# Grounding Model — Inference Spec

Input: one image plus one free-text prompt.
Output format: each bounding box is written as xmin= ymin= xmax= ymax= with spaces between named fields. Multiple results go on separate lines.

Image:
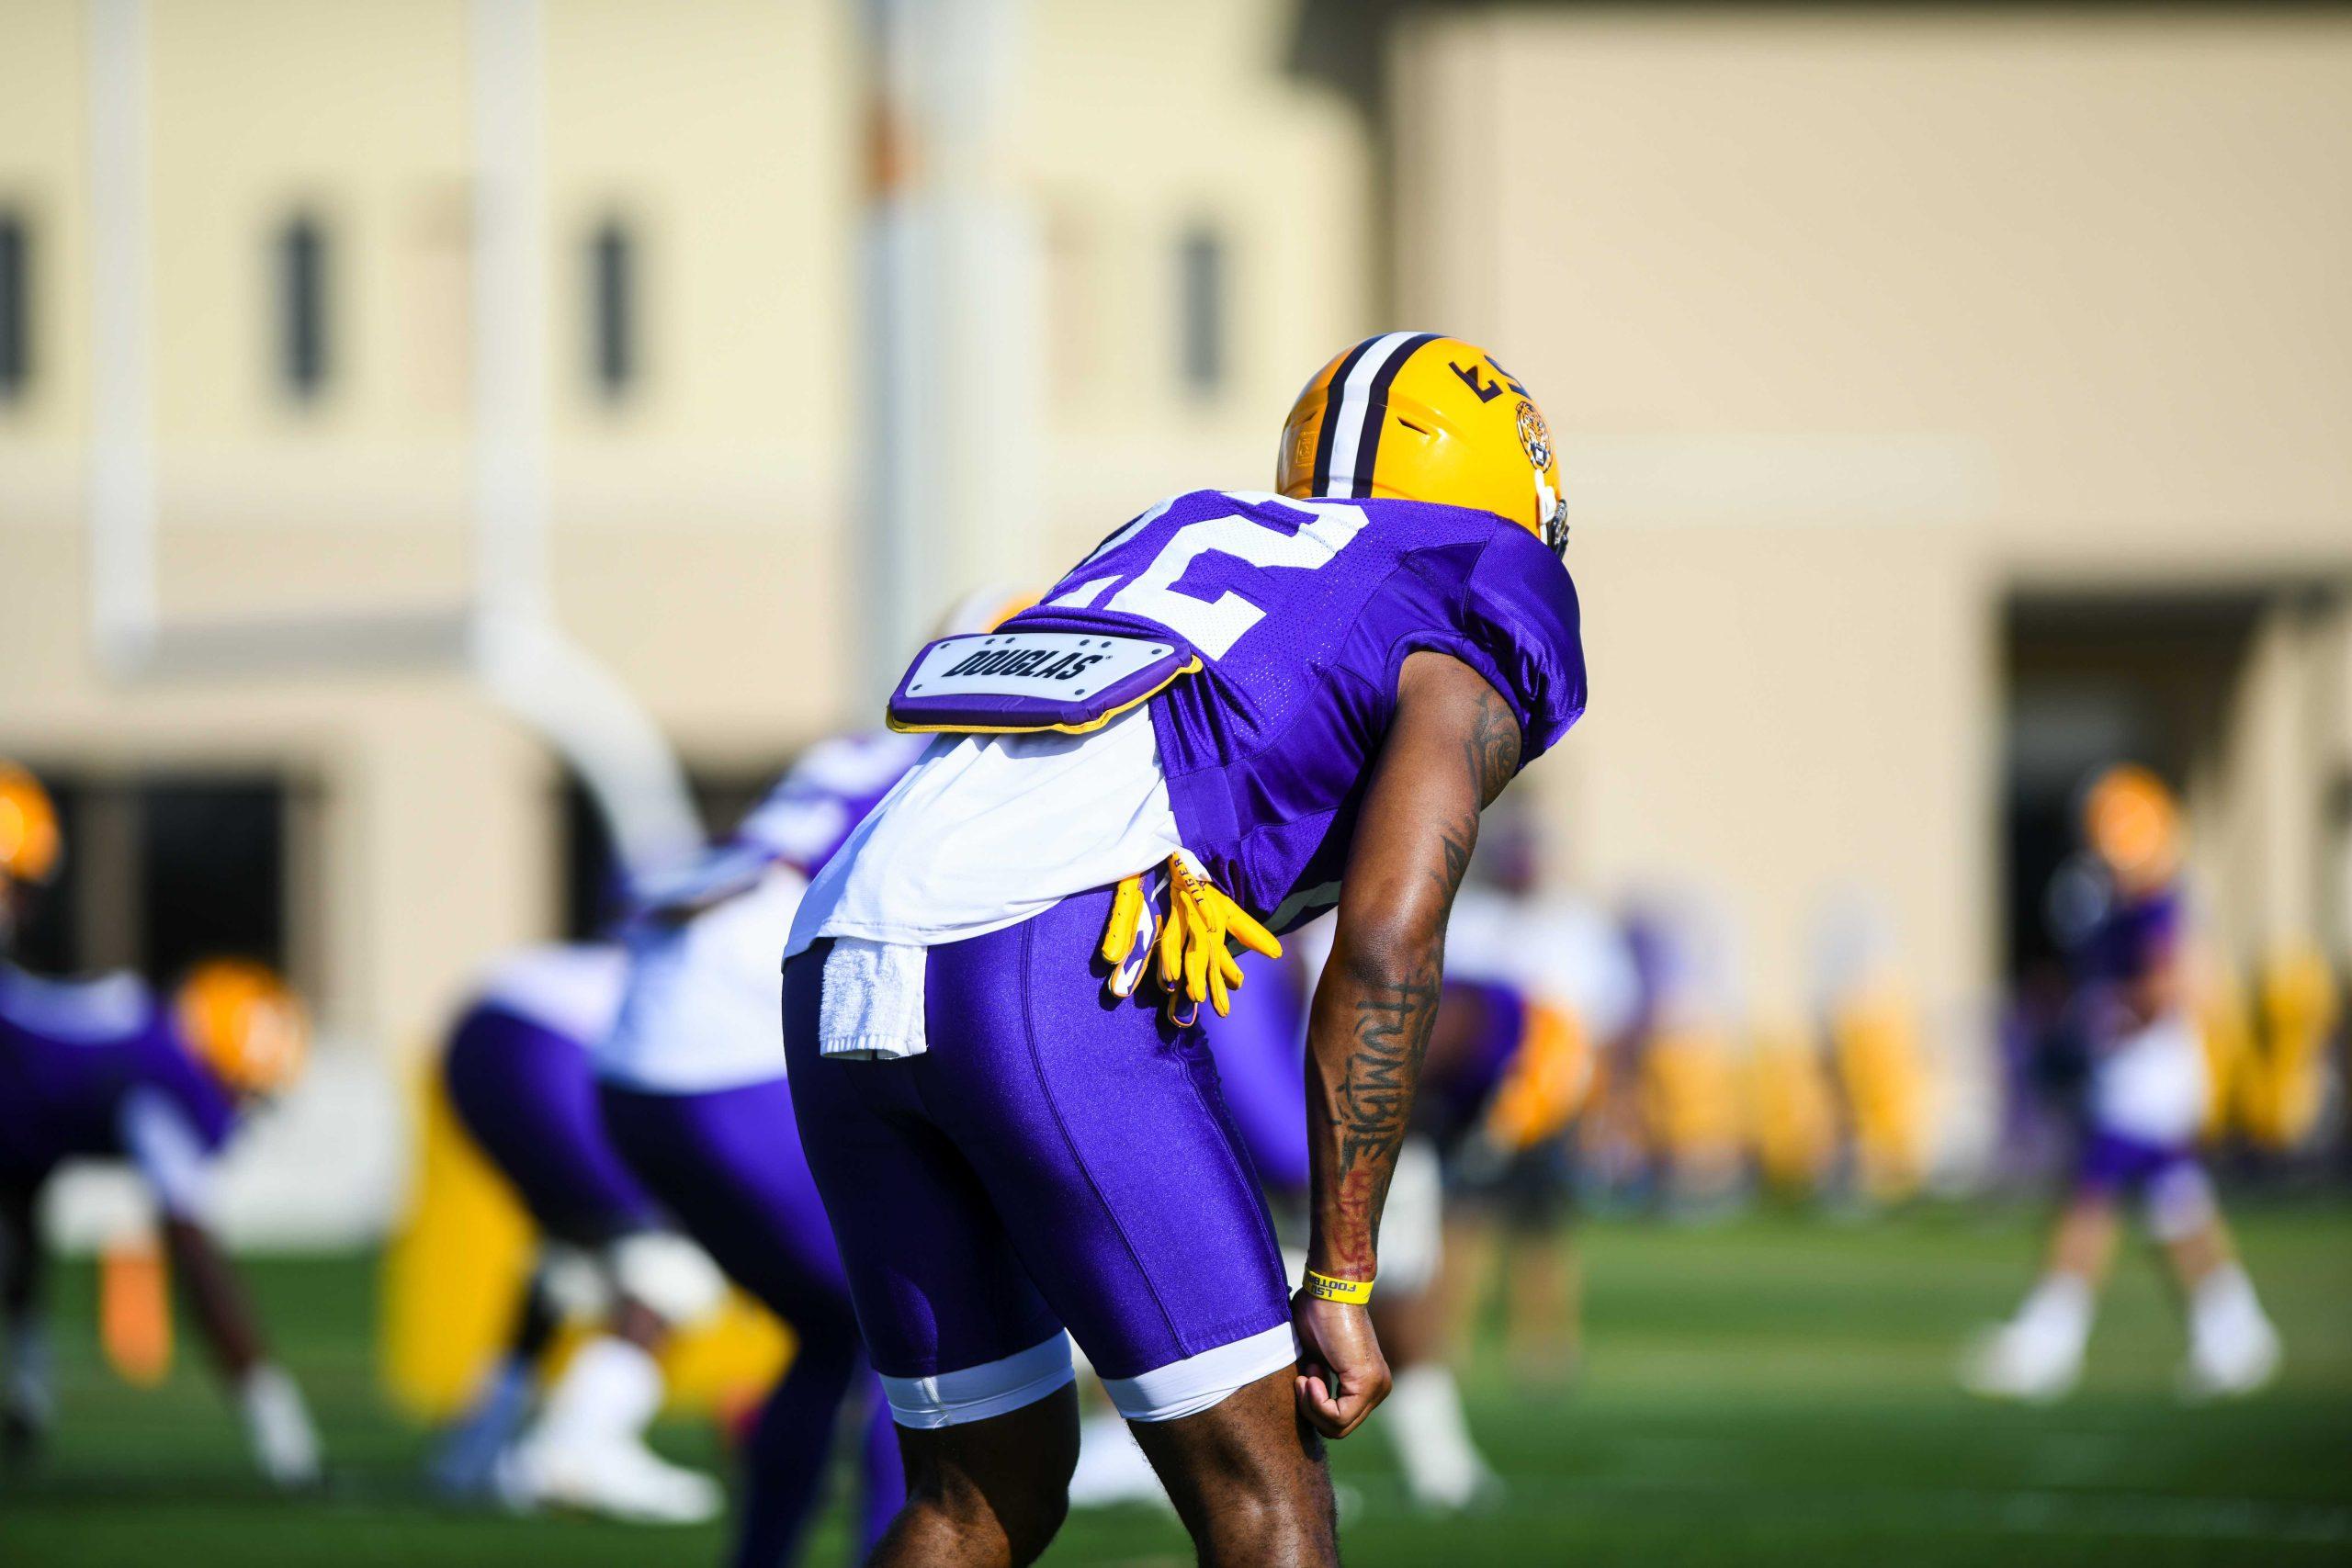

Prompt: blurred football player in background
xmin=0 ymin=762 xmax=322 ymax=1485
xmin=1590 ymin=897 xmax=1746 ymax=1212
xmin=430 ymin=940 xmax=729 ymax=1524
xmin=1963 ymin=765 xmax=2280 ymax=1402
xmin=592 ymin=671 xmax=1001 ymax=1562
xmin=782 ymin=332 xmax=1584 ymax=1566
xmin=1430 ymin=817 xmax=1633 ymax=1393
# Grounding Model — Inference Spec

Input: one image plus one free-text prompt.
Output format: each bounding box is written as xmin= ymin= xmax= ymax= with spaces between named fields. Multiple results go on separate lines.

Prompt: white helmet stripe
xmin=1321 ymin=331 xmax=1423 ymax=499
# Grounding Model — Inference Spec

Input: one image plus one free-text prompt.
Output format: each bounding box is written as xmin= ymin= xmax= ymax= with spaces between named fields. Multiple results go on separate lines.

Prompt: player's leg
xmin=873 ymin=1385 xmax=1081 ymax=1568
xmin=430 ymin=1259 xmax=560 ymax=1495
xmin=783 ymin=945 xmax=1079 ymax=1565
xmin=603 ymin=1073 xmax=904 ymax=1563
xmin=1372 ymin=1139 xmax=1493 ymax=1511
xmin=0 ymin=1177 xmax=50 ymax=1462
xmin=2143 ymin=1158 xmax=2278 ymax=1396
xmin=510 ymin=1225 xmax=728 ymax=1524
xmin=909 ymin=889 xmax=1323 ymax=1562
xmin=1126 ymin=1366 xmax=1337 ymax=1567
xmin=1962 ymin=1146 xmax=2124 ymax=1400
xmin=1498 ymin=1142 xmax=1581 ymax=1383
xmin=446 ymin=1008 xmax=722 ymax=1520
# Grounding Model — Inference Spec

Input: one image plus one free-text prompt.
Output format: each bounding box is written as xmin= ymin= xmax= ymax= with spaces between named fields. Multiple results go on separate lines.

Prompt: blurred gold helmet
xmin=1278 ymin=333 xmax=1567 ymax=556
xmin=175 ymin=959 xmax=310 ymax=1098
xmin=0 ymin=761 xmax=62 ymax=888
xmin=2083 ymin=763 xmax=2181 ymax=887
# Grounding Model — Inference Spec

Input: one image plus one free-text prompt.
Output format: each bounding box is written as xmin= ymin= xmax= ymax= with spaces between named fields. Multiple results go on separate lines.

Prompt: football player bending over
xmin=0 ymin=763 xmax=321 ymax=1486
xmin=780 ymin=333 xmax=1585 ymax=1566
xmin=1963 ymin=766 xmax=2280 ymax=1402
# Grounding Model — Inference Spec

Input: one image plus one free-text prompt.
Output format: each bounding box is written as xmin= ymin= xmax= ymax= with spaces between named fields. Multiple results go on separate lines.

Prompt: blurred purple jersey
xmin=2070 ymin=885 xmax=2181 ymax=991
xmin=738 ymin=730 xmax=934 ymax=881
xmin=0 ymin=965 xmax=234 ymax=1184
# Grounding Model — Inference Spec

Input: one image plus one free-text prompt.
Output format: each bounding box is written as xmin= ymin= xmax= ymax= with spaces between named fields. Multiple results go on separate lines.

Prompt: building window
xmin=1177 ymin=224 xmax=1227 ymax=397
xmin=139 ymin=777 xmax=288 ymax=980
xmin=0 ymin=210 xmax=28 ymax=403
xmin=275 ymin=212 xmax=331 ymax=401
xmin=10 ymin=772 xmax=300 ymax=987
xmin=588 ymin=219 xmax=638 ymax=400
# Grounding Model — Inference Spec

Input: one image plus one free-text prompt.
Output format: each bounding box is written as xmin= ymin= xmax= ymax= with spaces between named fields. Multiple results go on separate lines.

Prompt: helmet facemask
xmin=1535 ymin=467 xmax=1570 ymax=558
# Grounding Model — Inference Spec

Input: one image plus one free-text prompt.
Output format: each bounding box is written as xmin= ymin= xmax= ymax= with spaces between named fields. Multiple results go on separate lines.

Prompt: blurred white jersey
xmin=1445 ymin=886 xmax=1640 ymax=1041
xmin=2090 ymin=1013 xmax=2208 ymax=1146
xmin=470 ymin=943 xmax=629 ymax=1046
xmin=596 ymin=870 xmax=808 ymax=1094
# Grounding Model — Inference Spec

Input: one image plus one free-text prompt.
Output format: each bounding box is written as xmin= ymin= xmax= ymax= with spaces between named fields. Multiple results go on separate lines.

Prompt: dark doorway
xmin=2001 ymin=592 xmax=2260 ymax=981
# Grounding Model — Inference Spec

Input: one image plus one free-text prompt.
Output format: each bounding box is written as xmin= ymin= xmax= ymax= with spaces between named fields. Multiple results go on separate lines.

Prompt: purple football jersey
xmin=0 ymin=965 xmax=236 ymax=1182
xmin=1001 ymin=489 xmax=1585 ymax=931
xmin=737 ymin=729 xmax=934 ymax=880
xmin=1414 ymin=976 xmax=1529 ymax=1149
xmin=2071 ymin=886 xmax=2181 ymax=989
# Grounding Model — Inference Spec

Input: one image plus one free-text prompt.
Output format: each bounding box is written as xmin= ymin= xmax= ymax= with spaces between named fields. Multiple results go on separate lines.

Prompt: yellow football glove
xmin=1100 ymin=853 xmax=1282 ymax=1024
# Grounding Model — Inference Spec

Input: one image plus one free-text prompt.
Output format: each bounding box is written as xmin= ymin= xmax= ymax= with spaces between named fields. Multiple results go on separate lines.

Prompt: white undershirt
xmin=469 ymin=943 xmax=628 ymax=1046
xmin=1445 ymin=887 xmax=1641 ymax=1041
xmin=596 ymin=869 xmax=809 ymax=1094
xmin=786 ymin=705 xmax=1182 ymax=956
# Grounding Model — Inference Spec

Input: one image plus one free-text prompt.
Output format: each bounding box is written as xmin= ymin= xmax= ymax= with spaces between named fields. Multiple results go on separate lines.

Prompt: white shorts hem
xmin=1102 ymin=1322 xmax=1300 ymax=1424
xmin=880 ymin=1334 xmax=1076 ymax=1430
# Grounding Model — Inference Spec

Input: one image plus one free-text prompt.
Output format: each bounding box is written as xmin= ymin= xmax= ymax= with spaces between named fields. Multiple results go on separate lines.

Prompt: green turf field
xmin=4 ymin=1202 xmax=2347 ymax=1566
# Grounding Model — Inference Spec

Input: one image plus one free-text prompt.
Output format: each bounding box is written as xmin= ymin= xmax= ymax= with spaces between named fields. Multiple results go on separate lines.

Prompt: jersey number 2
xmin=1099 ymin=497 xmax=1368 ymax=659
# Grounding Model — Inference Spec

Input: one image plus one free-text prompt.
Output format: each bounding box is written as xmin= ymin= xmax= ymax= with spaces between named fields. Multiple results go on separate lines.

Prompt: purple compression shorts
xmin=784 ymin=885 xmax=1298 ymax=1427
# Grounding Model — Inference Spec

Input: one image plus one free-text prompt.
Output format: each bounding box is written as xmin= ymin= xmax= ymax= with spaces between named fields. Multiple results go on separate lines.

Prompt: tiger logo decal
xmin=1514 ymin=400 xmax=1553 ymax=474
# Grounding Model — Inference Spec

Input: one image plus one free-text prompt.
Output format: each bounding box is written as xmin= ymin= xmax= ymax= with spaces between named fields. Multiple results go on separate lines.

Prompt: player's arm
xmin=630 ymin=840 xmax=775 ymax=926
xmin=121 ymin=1090 xmax=322 ymax=1485
xmin=159 ymin=1216 xmax=322 ymax=1487
xmin=1295 ymin=650 xmax=1521 ymax=1438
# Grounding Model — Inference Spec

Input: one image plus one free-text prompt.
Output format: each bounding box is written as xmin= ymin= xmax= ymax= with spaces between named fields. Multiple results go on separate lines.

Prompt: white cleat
xmin=2180 ymin=1320 xmax=2281 ymax=1402
xmin=1402 ymin=1453 xmax=1505 ymax=1515
xmin=500 ymin=1435 xmax=724 ymax=1525
xmin=1958 ymin=1324 xmax=2083 ymax=1404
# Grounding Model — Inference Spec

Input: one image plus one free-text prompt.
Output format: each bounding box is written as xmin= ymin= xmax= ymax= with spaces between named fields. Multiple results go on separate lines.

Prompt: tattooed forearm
xmin=1331 ymin=963 xmax=1442 ymax=1170
xmin=1311 ymin=955 xmax=1442 ymax=1277
xmin=1303 ymin=654 xmax=1529 ymax=1284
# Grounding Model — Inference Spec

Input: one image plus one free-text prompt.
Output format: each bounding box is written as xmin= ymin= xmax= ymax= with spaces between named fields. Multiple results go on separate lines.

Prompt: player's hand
xmin=1292 ymin=1290 xmax=1390 ymax=1438
xmin=238 ymin=1363 xmax=322 ymax=1489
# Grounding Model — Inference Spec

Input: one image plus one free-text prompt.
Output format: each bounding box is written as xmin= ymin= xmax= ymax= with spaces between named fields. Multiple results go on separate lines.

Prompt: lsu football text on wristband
xmin=1305 ymin=1269 xmax=1374 ymax=1303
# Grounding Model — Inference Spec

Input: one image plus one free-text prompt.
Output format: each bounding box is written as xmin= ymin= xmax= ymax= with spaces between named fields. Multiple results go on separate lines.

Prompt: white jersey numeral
xmin=1101 ymin=498 xmax=1368 ymax=660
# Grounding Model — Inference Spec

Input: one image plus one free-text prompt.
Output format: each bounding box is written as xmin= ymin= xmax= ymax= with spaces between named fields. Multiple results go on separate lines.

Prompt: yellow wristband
xmin=1304 ymin=1269 xmax=1374 ymax=1304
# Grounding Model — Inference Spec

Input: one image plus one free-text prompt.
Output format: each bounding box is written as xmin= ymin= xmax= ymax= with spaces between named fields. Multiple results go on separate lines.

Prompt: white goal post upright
xmin=84 ymin=0 xmax=703 ymax=885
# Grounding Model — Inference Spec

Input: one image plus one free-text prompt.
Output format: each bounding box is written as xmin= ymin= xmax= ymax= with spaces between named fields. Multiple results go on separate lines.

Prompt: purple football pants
xmin=442 ymin=1007 xmax=659 ymax=1246
xmin=783 ymin=885 xmax=1296 ymax=1425
xmin=601 ymin=1078 xmax=904 ymax=1563
xmin=1204 ymin=956 xmax=1311 ymax=1196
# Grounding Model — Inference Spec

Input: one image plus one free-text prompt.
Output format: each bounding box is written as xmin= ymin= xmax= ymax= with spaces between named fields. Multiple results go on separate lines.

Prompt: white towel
xmin=818 ymin=937 xmax=930 ymax=1060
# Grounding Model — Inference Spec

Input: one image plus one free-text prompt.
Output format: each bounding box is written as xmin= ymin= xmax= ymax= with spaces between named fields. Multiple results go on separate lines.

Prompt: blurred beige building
xmin=3 ymin=0 xmax=2348 ymax=1124
xmin=0 ymin=0 xmax=1367 ymax=1070
xmin=1380 ymin=6 xmax=2352 ymax=1021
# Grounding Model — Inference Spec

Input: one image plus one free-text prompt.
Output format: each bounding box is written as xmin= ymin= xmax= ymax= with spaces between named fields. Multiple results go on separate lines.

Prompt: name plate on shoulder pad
xmin=887 ymin=630 xmax=1198 ymax=736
